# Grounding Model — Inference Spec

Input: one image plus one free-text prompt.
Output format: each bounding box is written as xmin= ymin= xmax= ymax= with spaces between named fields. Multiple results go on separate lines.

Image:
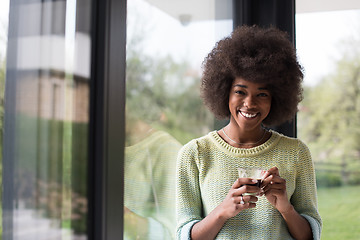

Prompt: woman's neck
xmin=220 ymin=123 xmax=267 ymax=148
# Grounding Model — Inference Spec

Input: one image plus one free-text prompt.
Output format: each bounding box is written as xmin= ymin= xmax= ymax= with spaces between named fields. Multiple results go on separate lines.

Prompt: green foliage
xmin=316 ymin=171 xmax=342 ymax=188
xmin=126 ymin=43 xmax=214 ymax=144
xmin=298 ymin=39 xmax=360 ymax=185
xmin=348 ymin=173 xmax=360 ymax=185
xmin=125 ymin=7 xmax=216 ymax=145
xmin=16 ymin=115 xmax=88 ymax=234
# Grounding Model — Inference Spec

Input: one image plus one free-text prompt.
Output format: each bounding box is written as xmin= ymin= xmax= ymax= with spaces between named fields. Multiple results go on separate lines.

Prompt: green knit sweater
xmin=125 ymin=130 xmax=182 ymax=239
xmin=176 ymin=130 xmax=322 ymax=240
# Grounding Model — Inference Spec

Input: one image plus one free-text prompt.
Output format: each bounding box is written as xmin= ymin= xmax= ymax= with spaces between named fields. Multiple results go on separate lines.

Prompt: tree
xmin=125 ymin=3 xmax=214 ymax=144
xmin=298 ymin=39 xmax=360 ymax=184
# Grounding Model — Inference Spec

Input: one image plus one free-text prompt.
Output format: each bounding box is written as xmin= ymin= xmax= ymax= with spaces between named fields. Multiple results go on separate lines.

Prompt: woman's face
xmin=228 ymin=77 xmax=272 ymax=131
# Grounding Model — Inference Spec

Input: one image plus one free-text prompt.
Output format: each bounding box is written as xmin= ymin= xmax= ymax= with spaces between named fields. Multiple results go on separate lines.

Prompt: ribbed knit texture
xmin=176 ymin=130 xmax=322 ymax=240
xmin=125 ymin=130 xmax=182 ymax=239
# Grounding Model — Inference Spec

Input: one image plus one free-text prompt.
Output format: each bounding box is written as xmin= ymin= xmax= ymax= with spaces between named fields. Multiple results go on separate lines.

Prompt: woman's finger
xmin=260 ymin=167 xmax=279 ymax=182
xmin=233 ymin=184 xmax=261 ymax=197
xmin=230 ymin=195 xmax=245 ymax=204
xmin=241 ymin=202 xmax=257 ymax=209
xmin=242 ymin=195 xmax=258 ymax=203
xmin=261 ymin=170 xmax=284 ymax=188
xmin=268 ymin=175 xmax=286 ymax=184
xmin=261 ymin=174 xmax=273 ymax=188
xmin=264 ymin=188 xmax=287 ymax=197
xmin=267 ymin=166 xmax=280 ymax=176
xmin=236 ymin=199 xmax=257 ymax=209
xmin=263 ymin=183 xmax=285 ymax=192
xmin=262 ymin=176 xmax=286 ymax=192
xmin=233 ymin=177 xmax=261 ymax=189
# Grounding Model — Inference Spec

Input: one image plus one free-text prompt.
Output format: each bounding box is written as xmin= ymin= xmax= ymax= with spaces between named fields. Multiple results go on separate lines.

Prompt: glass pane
xmin=0 ymin=0 xmax=10 ymax=238
xmin=125 ymin=0 xmax=233 ymax=238
xmin=3 ymin=0 xmax=91 ymax=238
xmin=296 ymin=8 xmax=360 ymax=239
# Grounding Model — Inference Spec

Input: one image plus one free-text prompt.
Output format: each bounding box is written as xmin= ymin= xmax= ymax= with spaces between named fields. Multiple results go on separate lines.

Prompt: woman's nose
xmin=244 ymin=95 xmax=256 ymax=108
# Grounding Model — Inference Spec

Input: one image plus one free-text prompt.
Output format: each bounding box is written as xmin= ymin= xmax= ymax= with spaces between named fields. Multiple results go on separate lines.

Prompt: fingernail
xmin=252 ymin=179 xmax=258 ymax=183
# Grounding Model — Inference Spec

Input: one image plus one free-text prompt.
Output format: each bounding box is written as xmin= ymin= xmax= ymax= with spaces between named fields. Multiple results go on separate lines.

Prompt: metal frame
xmin=88 ymin=0 xmax=127 ymax=239
xmin=2 ymin=0 xmax=21 ymax=238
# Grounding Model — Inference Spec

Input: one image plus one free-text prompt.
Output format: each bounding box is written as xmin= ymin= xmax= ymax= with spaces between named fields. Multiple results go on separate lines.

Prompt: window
xmin=124 ymin=0 xmax=232 ymax=238
xmin=5 ymin=0 xmax=356 ymax=238
xmin=2 ymin=0 xmax=92 ymax=238
xmin=296 ymin=4 xmax=360 ymax=239
xmin=0 ymin=0 xmax=8 ymax=237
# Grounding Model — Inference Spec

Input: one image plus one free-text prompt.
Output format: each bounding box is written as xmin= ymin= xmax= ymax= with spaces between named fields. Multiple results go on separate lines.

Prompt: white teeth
xmin=241 ymin=112 xmax=257 ymax=118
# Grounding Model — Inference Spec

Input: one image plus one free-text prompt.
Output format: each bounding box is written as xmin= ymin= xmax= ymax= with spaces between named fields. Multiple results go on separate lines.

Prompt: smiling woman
xmin=222 ymin=78 xmax=272 ymax=147
xmin=176 ymin=25 xmax=321 ymax=240
xmin=200 ymin=26 xmax=303 ymax=127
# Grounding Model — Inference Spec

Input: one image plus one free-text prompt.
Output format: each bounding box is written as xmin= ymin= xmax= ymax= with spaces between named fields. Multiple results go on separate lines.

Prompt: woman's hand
xmin=261 ymin=167 xmax=293 ymax=214
xmin=190 ymin=178 xmax=261 ymax=240
xmin=217 ymin=178 xmax=260 ymax=219
xmin=260 ymin=167 xmax=313 ymax=240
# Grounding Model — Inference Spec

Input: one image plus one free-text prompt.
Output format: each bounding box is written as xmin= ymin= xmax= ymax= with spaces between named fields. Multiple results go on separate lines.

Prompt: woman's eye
xmin=235 ymin=90 xmax=245 ymax=95
xmin=258 ymin=93 xmax=269 ymax=97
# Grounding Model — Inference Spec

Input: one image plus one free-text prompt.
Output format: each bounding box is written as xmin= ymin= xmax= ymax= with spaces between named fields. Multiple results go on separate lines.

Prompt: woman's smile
xmin=238 ymin=110 xmax=258 ymax=119
xmin=229 ymin=78 xmax=272 ymax=131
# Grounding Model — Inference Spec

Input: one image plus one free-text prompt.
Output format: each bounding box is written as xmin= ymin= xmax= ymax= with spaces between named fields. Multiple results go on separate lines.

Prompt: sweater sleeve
xmin=150 ymin=135 xmax=182 ymax=239
xmin=291 ymin=141 xmax=322 ymax=240
xmin=175 ymin=140 xmax=204 ymax=239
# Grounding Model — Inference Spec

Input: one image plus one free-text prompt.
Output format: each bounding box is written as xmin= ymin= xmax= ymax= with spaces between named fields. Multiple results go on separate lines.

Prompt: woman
xmin=176 ymin=25 xmax=322 ymax=240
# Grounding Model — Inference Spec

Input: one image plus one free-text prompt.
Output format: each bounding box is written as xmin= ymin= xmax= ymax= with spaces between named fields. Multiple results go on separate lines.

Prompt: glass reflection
xmin=0 ymin=0 xmax=9 ymax=238
xmin=125 ymin=0 xmax=233 ymax=238
xmin=296 ymin=9 xmax=360 ymax=239
xmin=3 ymin=0 xmax=91 ymax=238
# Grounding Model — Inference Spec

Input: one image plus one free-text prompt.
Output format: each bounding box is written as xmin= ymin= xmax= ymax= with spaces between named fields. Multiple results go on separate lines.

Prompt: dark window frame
xmin=88 ymin=0 xmax=127 ymax=239
xmin=233 ymin=0 xmax=297 ymax=137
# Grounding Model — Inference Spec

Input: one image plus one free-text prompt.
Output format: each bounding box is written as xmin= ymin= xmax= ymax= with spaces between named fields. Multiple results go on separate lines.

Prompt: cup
xmin=237 ymin=167 xmax=265 ymax=195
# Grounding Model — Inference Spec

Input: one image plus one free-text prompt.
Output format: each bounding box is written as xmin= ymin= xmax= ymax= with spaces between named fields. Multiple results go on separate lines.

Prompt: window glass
xmin=125 ymin=0 xmax=233 ymax=238
xmin=296 ymin=8 xmax=360 ymax=239
xmin=0 ymin=0 xmax=9 ymax=238
xmin=2 ymin=0 xmax=91 ymax=238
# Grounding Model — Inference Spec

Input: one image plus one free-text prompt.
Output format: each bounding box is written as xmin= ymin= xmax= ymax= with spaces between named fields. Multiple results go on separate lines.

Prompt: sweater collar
xmin=210 ymin=129 xmax=281 ymax=156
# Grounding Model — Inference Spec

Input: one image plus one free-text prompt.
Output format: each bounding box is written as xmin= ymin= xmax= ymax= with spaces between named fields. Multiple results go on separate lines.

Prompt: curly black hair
xmin=201 ymin=25 xmax=304 ymax=126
